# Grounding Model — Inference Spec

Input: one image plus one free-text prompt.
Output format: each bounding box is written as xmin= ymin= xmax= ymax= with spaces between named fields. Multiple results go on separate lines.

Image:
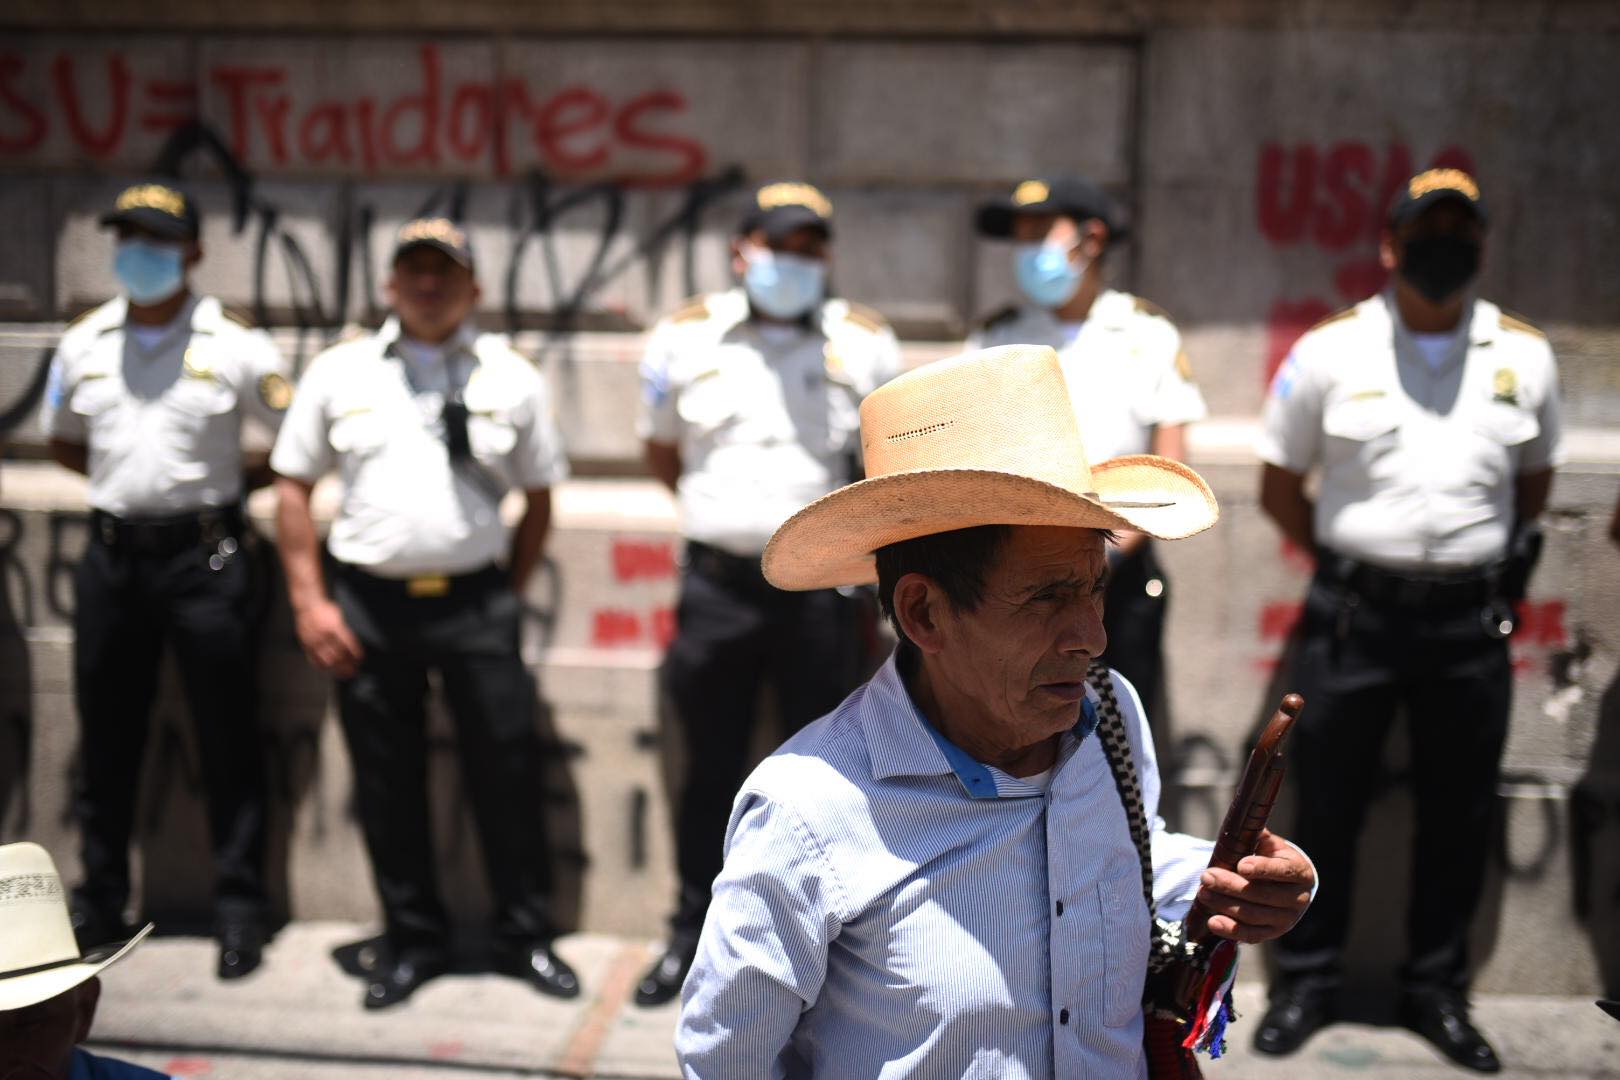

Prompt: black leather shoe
xmin=1399 ymin=990 xmax=1501 ymax=1073
xmin=634 ymin=939 xmax=697 ymax=1007
xmin=363 ymin=949 xmax=450 ymax=1010
xmin=1253 ymin=983 xmax=1331 ymax=1056
xmin=216 ymin=917 xmax=266 ymax=981
xmin=498 ymin=943 xmax=581 ymax=1000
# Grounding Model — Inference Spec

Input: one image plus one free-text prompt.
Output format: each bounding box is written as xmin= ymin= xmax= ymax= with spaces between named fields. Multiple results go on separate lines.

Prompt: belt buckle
xmin=406 ymin=574 xmax=450 ymax=598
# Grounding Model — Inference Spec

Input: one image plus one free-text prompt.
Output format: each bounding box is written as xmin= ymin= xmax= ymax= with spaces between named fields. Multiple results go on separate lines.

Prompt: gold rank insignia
xmin=1174 ymin=349 xmax=1194 ymax=382
xmin=1013 ymin=180 xmax=1050 ymax=206
xmin=1408 ymin=168 xmax=1481 ymax=202
xmin=116 ymin=183 xmax=187 ymax=217
xmin=397 ymin=217 xmax=468 ymax=249
xmin=259 ymin=372 xmax=293 ymax=411
xmin=1491 ymin=367 xmax=1519 ymax=405
xmin=182 ymin=349 xmax=216 ymax=382
xmin=756 ymin=181 xmax=833 ymax=219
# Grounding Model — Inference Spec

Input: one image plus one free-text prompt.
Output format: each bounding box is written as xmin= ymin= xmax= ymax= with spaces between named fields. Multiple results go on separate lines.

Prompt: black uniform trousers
xmin=330 ymin=562 xmax=556 ymax=955
xmin=72 ymin=507 xmax=268 ymax=928
xmin=663 ymin=541 xmax=860 ymax=941
xmin=1273 ymin=561 xmax=1512 ymax=995
xmin=1102 ymin=541 xmax=1170 ymax=718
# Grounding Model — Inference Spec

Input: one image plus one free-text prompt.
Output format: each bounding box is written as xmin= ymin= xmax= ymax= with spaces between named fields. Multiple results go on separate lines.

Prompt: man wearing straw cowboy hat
xmin=676 ymin=345 xmax=1315 ymax=1077
xmin=0 ymin=843 xmax=174 ymax=1079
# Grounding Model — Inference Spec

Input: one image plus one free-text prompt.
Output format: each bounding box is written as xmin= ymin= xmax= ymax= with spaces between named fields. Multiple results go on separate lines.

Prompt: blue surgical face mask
xmin=743 ymin=245 xmax=827 ymax=320
xmin=1014 ymin=242 xmax=1086 ymax=309
xmin=114 ymin=239 xmax=186 ymax=305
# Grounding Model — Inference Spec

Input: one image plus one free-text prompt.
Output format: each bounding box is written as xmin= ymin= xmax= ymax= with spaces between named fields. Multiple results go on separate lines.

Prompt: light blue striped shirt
xmin=677 ymin=650 xmax=1217 ymax=1079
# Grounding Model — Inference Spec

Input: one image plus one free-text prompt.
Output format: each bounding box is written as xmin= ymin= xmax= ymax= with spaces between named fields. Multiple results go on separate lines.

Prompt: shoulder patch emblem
xmin=842 ymin=302 xmax=889 ymax=334
xmin=671 ymin=296 xmax=711 ymax=324
xmin=1174 ymin=349 xmax=1195 ymax=382
xmin=259 ymin=371 xmax=293 ymax=411
xmin=1498 ymin=310 xmax=1547 ymax=340
xmin=1491 ymin=367 xmax=1519 ymax=406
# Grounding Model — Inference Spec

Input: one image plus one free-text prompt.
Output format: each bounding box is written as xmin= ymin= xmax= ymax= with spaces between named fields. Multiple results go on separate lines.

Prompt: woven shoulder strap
xmin=1088 ymin=662 xmax=1189 ymax=982
xmin=1087 ymin=660 xmax=1159 ymax=923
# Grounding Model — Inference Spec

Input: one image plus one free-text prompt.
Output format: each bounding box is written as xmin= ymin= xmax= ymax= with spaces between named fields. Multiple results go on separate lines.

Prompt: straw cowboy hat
xmin=762 ymin=344 xmax=1219 ymax=591
xmin=0 ymin=842 xmax=152 ymax=1011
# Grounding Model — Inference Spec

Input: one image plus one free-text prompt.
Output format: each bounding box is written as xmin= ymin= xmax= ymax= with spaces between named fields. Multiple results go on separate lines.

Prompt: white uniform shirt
xmin=968 ymin=289 xmax=1207 ymax=463
xmin=270 ymin=317 xmax=569 ymax=578
xmin=1257 ymin=291 xmax=1564 ymax=571
xmin=40 ymin=295 xmax=290 ymax=516
xmin=637 ymin=288 xmax=902 ymax=557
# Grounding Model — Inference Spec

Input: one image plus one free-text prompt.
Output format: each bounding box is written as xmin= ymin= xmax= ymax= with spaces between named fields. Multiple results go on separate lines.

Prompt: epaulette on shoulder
xmin=60 ymin=304 xmax=110 ymax=337
xmin=1132 ymin=296 xmax=1174 ymax=321
xmin=842 ymin=301 xmax=889 ymax=334
xmin=978 ymin=304 xmax=1020 ymax=331
xmin=1305 ymin=306 xmax=1357 ymax=335
xmin=670 ymin=295 xmax=711 ymax=324
xmin=221 ymin=305 xmax=256 ymax=329
xmin=64 ymin=304 xmax=100 ymax=331
xmin=1498 ymin=310 xmax=1547 ymax=340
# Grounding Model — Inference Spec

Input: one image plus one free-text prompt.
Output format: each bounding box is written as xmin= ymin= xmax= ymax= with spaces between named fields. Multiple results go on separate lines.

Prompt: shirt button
xmin=1055 ymin=900 xmax=1064 ymax=917
xmin=1060 ymin=1008 xmax=1070 ymax=1026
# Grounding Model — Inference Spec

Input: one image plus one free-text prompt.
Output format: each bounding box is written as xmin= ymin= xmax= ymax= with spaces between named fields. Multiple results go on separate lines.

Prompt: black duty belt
xmin=1319 ymin=551 xmax=1502 ymax=609
xmin=684 ymin=540 xmax=769 ymax=589
xmin=332 ymin=560 xmax=502 ymax=599
xmin=91 ymin=506 xmax=242 ymax=555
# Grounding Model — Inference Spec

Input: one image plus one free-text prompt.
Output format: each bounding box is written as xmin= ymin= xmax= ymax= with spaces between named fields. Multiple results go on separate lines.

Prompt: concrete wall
xmin=2 ymin=6 xmax=1619 ymax=997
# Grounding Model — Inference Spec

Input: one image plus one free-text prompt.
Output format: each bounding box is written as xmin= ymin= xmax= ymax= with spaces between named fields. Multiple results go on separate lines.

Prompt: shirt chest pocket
xmin=329 ymin=408 xmax=389 ymax=455
xmin=165 ymin=378 xmax=236 ymax=423
xmin=1322 ymin=394 xmax=1401 ymax=476
xmin=675 ymin=369 xmax=742 ymax=434
xmin=1323 ymin=394 xmax=1400 ymax=442
xmin=467 ymin=411 xmax=518 ymax=463
xmin=1472 ymin=400 xmax=1539 ymax=448
xmin=1098 ymin=870 xmax=1150 ymax=1027
xmin=69 ymin=376 xmax=122 ymax=420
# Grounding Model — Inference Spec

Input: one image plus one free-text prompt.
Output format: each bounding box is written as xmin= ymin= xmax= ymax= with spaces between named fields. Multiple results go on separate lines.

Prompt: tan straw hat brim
xmin=0 ymin=921 xmax=153 ymax=1012
xmin=763 ymin=453 xmax=1218 ymax=591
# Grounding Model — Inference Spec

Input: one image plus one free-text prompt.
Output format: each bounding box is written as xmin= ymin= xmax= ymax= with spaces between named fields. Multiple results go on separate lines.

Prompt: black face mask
xmin=1398 ymin=234 xmax=1480 ymax=303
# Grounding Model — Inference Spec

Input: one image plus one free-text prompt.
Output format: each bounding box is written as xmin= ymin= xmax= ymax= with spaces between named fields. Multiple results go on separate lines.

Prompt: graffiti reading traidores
xmin=0 ymin=42 xmax=708 ymax=183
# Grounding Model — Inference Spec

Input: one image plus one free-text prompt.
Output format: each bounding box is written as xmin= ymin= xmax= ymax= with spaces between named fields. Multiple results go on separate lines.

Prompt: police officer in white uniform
xmin=1254 ymin=170 xmax=1563 ymax=1072
xmin=270 ymin=219 xmax=579 ymax=1009
xmin=970 ymin=177 xmax=1206 ymax=723
xmin=634 ymin=182 xmax=901 ymax=1005
xmin=40 ymin=182 xmax=291 ymax=980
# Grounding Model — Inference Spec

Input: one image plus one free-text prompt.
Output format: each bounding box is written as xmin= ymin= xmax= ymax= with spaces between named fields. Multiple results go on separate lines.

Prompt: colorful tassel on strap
xmin=1181 ymin=938 xmax=1239 ymax=1058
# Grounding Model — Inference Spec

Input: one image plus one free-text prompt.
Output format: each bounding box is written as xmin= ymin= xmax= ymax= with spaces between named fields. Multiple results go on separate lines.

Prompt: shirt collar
xmin=862 ymin=648 xmax=1100 ymax=800
xmin=376 ymin=315 xmax=479 ymax=357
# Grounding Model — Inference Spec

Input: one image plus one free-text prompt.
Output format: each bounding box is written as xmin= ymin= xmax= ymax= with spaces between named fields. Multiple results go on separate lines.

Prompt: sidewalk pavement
xmin=87 ymin=922 xmax=1618 ymax=1079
